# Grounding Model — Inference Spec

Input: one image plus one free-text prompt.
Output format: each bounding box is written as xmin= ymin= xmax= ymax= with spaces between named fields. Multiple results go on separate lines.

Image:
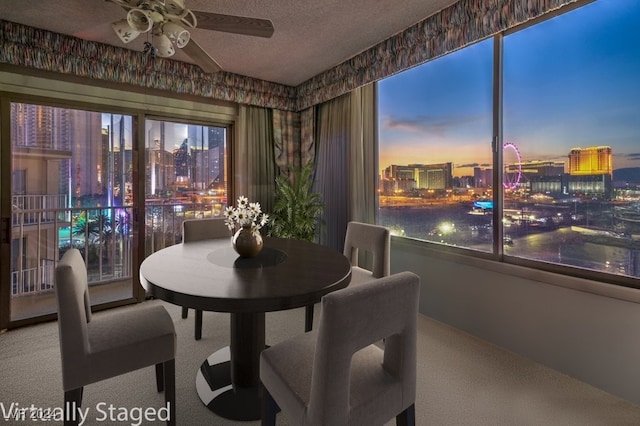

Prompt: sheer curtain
xmin=350 ymin=83 xmax=377 ymax=225
xmin=314 ymin=83 xmax=376 ymax=251
xmin=234 ymin=105 xmax=276 ymax=212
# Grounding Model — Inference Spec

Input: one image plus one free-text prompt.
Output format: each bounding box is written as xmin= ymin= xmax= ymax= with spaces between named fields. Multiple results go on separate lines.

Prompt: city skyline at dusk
xmin=378 ymin=0 xmax=640 ymax=179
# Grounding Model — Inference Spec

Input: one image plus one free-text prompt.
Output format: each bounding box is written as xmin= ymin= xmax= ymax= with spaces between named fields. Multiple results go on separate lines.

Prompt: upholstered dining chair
xmin=305 ymin=221 xmax=391 ymax=331
xmin=181 ymin=217 xmax=230 ymax=340
xmin=54 ymin=248 xmax=176 ymax=426
xmin=260 ymin=271 xmax=420 ymax=426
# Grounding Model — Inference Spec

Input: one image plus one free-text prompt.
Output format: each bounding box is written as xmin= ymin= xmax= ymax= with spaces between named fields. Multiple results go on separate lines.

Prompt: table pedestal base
xmin=195 ymin=347 xmax=261 ymax=421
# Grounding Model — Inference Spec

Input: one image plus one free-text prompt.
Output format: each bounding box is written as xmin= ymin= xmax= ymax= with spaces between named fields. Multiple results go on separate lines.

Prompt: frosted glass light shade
xmin=112 ymin=19 xmax=140 ymax=43
xmin=154 ymin=34 xmax=175 ymax=57
xmin=163 ymin=22 xmax=190 ymax=48
xmin=127 ymin=8 xmax=154 ymax=32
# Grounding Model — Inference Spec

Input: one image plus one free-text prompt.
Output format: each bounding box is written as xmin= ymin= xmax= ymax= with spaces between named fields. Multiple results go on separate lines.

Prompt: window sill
xmin=392 ymin=235 xmax=640 ymax=305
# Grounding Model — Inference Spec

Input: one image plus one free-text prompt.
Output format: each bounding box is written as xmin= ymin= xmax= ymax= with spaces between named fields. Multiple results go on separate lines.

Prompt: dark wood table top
xmin=140 ymin=236 xmax=352 ymax=313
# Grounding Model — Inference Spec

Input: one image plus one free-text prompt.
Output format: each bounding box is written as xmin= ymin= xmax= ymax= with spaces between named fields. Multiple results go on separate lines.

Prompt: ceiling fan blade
xmin=192 ymin=11 xmax=274 ymax=38
xmin=182 ymin=38 xmax=222 ymax=73
xmin=105 ymin=0 xmax=142 ymax=11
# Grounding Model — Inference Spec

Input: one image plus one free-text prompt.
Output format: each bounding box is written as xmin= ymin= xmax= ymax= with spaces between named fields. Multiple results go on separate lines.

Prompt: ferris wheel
xmin=503 ymin=142 xmax=522 ymax=190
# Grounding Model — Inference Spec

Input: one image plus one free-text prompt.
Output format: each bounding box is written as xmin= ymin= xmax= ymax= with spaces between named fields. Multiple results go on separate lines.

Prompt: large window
xmin=144 ymin=119 xmax=228 ymax=255
xmin=378 ymin=0 xmax=640 ymax=284
xmin=378 ymin=39 xmax=494 ymax=251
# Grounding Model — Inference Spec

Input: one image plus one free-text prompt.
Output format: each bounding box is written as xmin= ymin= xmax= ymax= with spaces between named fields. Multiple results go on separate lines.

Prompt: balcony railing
xmin=12 ymin=194 xmax=67 ymax=225
xmin=11 ymin=197 xmax=224 ymax=297
xmin=145 ymin=200 xmax=226 ymax=255
xmin=12 ymin=203 xmax=133 ymax=297
xmin=11 ymin=259 xmax=55 ymax=296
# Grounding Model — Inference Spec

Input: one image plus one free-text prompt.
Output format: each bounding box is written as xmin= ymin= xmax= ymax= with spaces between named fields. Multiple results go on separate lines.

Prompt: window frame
xmin=377 ymin=0 xmax=640 ymax=293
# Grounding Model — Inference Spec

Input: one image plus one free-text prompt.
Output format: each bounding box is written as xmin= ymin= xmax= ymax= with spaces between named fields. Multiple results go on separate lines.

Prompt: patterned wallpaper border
xmin=1 ymin=0 xmax=579 ymax=112
xmin=0 ymin=20 xmax=297 ymax=111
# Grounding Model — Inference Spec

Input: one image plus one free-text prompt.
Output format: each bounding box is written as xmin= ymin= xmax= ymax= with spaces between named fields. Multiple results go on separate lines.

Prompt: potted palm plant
xmin=268 ymin=163 xmax=323 ymax=242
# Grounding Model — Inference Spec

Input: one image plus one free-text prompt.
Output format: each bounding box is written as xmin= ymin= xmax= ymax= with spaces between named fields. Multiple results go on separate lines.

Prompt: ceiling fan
xmin=106 ymin=0 xmax=274 ymax=73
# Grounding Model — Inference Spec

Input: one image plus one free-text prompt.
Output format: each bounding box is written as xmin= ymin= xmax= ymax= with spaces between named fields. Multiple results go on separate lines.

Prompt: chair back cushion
xmin=343 ymin=221 xmax=390 ymax=278
xmin=54 ymin=248 xmax=91 ymax=390
xmin=308 ymin=271 xmax=419 ymax=424
xmin=182 ymin=218 xmax=230 ymax=243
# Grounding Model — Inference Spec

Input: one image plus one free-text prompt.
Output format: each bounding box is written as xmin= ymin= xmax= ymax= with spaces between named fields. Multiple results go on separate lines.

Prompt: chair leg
xmin=181 ymin=307 xmax=188 ymax=319
xmin=155 ymin=362 xmax=164 ymax=392
xmin=305 ymin=304 xmax=314 ymax=332
xmin=261 ymin=383 xmax=280 ymax=426
xmin=195 ymin=309 xmax=203 ymax=340
xmin=396 ymin=403 xmax=415 ymax=426
xmin=164 ymin=359 xmax=176 ymax=426
xmin=64 ymin=387 xmax=83 ymax=426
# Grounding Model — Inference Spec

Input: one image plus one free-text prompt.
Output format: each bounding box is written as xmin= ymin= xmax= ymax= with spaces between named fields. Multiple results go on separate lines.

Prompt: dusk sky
xmin=378 ymin=0 xmax=640 ymax=178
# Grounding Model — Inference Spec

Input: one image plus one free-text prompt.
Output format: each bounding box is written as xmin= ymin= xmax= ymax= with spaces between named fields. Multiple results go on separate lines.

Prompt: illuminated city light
xmin=438 ymin=222 xmax=455 ymax=234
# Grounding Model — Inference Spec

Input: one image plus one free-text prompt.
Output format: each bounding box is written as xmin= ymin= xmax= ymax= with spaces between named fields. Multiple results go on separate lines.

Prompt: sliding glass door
xmin=8 ymin=102 xmax=135 ymax=322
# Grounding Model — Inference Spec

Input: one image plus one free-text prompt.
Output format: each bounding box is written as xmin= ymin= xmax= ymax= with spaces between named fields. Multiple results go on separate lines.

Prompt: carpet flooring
xmin=1 ymin=300 xmax=640 ymax=425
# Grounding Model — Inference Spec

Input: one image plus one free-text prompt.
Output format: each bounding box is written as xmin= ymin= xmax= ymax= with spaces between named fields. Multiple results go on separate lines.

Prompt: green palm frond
xmin=268 ymin=164 xmax=323 ymax=241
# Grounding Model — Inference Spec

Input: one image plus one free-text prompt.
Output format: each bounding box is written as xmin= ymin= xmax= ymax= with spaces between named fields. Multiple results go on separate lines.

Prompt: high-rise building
xmin=473 ymin=167 xmax=493 ymax=188
xmin=174 ymin=139 xmax=190 ymax=179
xmin=69 ymin=109 xmax=103 ymax=198
xmin=383 ymin=163 xmax=453 ymax=191
xmin=10 ymin=103 xmax=71 ymax=151
xmin=515 ymin=160 xmax=565 ymax=177
xmin=11 ymin=103 xmax=72 ymax=198
xmin=524 ymin=148 xmax=613 ymax=199
xmin=208 ymin=127 xmax=225 ymax=189
xmin=568 ymin=146 xmax=612 ymax=176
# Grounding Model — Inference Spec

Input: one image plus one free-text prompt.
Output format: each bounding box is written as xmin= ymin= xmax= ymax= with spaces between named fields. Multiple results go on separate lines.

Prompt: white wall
xmin=391 ymin=237 xmax=640 ymax=405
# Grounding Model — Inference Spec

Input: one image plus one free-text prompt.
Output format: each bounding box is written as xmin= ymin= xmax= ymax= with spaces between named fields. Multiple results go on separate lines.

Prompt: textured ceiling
xmin=0 ymin=0 xmax=459 ymax=87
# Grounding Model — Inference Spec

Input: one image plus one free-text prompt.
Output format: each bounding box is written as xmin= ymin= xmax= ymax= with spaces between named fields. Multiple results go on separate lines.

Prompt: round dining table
xmin=139 ymin=236 xmax=352 ymax=421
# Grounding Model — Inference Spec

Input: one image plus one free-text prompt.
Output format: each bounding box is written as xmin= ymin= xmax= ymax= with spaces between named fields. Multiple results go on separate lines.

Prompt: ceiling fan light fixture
xmin=162 ymin=22 xmax=190 ymax=48
xmin=154 ymin=33 xmax=176 ymax=57
xmin=106 ymin=0 xmax=275 ymax=73
xmin=112 ymin=18 xmax=140 ymax=43
xmin=127 ymin=8 xmax=154 ymax=32
xmin=164 ymin=0 xmax=186 ymax=15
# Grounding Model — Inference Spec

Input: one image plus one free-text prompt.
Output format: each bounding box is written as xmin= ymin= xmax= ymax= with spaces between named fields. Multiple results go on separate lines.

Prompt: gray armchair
xmin=261 ymin=271 xmax=419 ymax=426
xmin=54 ymin=248 xmax=176 ymax=426
xmin=306 ymin=221 xmax=391 ymax=331
xmin=181 ymin=217 xmax=230 ymax=340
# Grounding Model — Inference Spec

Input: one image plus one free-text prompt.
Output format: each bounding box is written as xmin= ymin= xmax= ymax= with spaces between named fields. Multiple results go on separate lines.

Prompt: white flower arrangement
xmin=224 ymin=196 xmax=269 ymax=236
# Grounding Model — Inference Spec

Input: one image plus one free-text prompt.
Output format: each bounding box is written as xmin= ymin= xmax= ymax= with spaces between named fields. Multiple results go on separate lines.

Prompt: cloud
xmin=456 ymin=163 xmax=492 ymax=169
xmin=383 ymin=114 xmax=484 ymax=136
xmin=623 ymin=153 xmax=640 ymax=161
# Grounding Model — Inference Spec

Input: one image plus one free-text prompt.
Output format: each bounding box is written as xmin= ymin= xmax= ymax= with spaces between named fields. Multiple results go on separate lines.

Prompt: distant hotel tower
xmin=474 ymin=167 xmax=493 ymax=188
xmin=382 ymin=163 xmax=453 ymax=194
xmin=527 ymin=146 xmax=613 ymax=199
xmin=568 ymin=146 xmax=613 ymax=176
